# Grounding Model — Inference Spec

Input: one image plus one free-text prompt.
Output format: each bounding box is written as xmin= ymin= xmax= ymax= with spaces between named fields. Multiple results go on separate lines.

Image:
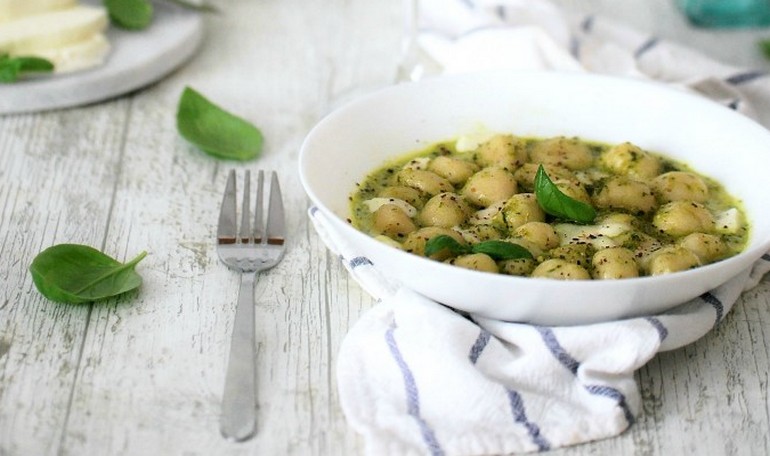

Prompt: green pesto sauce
xmin=349 ymin=134 xmax=749 ymax=278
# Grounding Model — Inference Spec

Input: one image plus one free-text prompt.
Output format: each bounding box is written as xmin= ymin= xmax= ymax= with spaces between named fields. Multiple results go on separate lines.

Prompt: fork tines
xmin=217 ymin=170 xmax=285 ymax=246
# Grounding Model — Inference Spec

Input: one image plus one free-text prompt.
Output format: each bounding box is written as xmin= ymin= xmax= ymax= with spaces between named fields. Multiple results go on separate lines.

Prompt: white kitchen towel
xmin=314 ymin=1 xmax=770 ymax=454
xmin=312 ymin=206 xmax=770 ymax=455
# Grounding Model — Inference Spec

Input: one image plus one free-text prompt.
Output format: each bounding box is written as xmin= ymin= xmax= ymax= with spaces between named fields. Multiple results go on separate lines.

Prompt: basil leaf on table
xmin=424 ymin=235 xmax=533 ymax=261
xmin=29 ymin=244 xmax=148 ymax=304
xmin=0 ymin=54 xmax=54 ymax=83
xmin=534 ymin=164 xmax=596 ymax=224
xmin=104 ymin=0 xmax=154 ymax=30
xmin=177 ymin=87 xmax=264 ymax=161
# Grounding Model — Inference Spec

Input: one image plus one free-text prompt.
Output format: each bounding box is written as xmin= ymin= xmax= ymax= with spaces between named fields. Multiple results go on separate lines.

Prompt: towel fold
xmin=314 ymin=1 xmax=770 ymax=454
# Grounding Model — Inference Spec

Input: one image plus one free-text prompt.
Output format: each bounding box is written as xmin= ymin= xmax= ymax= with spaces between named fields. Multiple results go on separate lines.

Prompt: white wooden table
xmin=1 ymin=1 xmax=769 ymax=455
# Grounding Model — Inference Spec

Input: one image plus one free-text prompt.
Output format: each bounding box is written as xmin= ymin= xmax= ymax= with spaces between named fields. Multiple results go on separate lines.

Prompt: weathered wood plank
xmin=55 ymin=1 xmax=398 ymax=455
xmin=0 ymin=102 xmax=131 ymax=455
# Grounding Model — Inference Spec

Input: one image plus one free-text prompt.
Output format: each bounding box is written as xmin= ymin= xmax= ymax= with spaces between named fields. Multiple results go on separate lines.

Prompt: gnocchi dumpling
xmin=418 ymin=192 xmax=472 ymax=228
xmin=428 ymin=156 xmax=479 ymax=185
xmin=599 ymin=142 xmax=661 ymax=178
xmin=397 ymin=169 xmax=453 ymax=196
xmin=513 ymin=163 xmax=576 ymax=191
xmin=514 ymin=222 xmax=560 ymax=251
xmin=403 ymin=227 xmax=465 ymax=260
xmin=474 ymin=134 xmax=527 ymax=169
xmin=372 ymin=204 xmax=416 ymax=238
xmin=529 ymin=136 xmax=594 ymax=170
xmin=653 ymin=171 xmax=709 ymax=203
xmin=679 ymin=232 xmax=727 ymax=263
xmin=532 ymin=259 xmax=591 ymax=280
xmin=645 ymin=245 xmax=701 ymax=275
xmin=653 ymin=201 xmax=715 ymax=237
xmin=447 ymin=253 xmax=499 ymax=273
xmin=593 ymin=176 xmax=657 ymax=214
xmin=461 ymin=166 xmax=518 ymax=207
xmin=592 ymin=247 xmax=639 ymax=279
xmin=498 ymin=193 xmax=545 ymax=231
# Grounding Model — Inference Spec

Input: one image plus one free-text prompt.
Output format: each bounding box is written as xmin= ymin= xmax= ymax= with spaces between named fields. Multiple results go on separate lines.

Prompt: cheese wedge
xmin=0 ymin=5 xmax=108 ymax=54
xmin=0 ymin=0 xmax=77 ymax=24
xmin=32 ymin=32 xmax=110 ymax=73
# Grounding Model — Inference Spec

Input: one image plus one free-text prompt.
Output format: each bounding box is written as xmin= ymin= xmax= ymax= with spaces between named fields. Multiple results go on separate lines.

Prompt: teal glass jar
xmin=677 ymin=0 xmax=770 ymax=27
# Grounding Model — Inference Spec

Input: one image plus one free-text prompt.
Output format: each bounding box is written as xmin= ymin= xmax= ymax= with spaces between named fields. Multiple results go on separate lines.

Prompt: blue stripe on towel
xmin=644 ymin=317 xmax=669 ymax=342
xmin=569 ymin=35 xmax=581 ymax=59
xmin=537 ymin=327 xmax=636 ymax=425
xmin=725 ymin=71 xmax=767 ymax=85
xmin=700 ymin=292 xmax=724 ymax=327
xmin=507 ymin=389 xmax=551 ymax=451
xmin=385 ymin=326 xmax=444 ymax=456
xmin=535 ymin=327 xmax=579 ymax=375
xmin=467 ymin=330 xmax=550 ymax=450
xmin=468 ymin=329 xmax=491 ymax=364
xmin=634 ymin=37 xmax=659 ymax=58
xmin=584 ymin=385 xmax=635 ymax=426
xmin=348 ymin=256 xmax=373 ymax=268
xmin=581 ymin=15 xmax=595 ymax=32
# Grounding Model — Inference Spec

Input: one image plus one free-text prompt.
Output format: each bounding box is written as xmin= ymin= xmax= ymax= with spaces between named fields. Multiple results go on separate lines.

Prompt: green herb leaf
xmin=177 ymin=86 xmax=264 ymax=161
xmin=471 ymin=240 xmax=533 ymax=260
xmin=0 ymin=54 xmax=54 ymax=83
xmin=534 ymin=164 xmax=596 ymax=223
xmin=29 ymin=244 xmax=147 ymax=304
xmin=104 ymin=0 xmax=153 ymax=30
xmin=760 ymin=38 xmax=770 ymax=60
xmin=424 ymin=235 xmax=470 ymax=257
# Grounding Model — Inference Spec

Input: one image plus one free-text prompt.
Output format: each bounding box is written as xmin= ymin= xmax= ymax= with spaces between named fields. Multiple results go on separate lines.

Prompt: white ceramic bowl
xmin=299 ymin=71 xmax=770 ymax=325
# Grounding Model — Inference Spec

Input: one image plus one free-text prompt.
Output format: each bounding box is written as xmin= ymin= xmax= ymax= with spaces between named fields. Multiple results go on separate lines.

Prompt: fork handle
xmin=220 ymin=273 xmax=258 ymax=441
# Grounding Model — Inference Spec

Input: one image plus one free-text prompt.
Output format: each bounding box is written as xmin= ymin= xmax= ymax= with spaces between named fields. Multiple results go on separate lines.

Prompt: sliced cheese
xmin=715 ymin=208 xmax=742 ymax=234
xmin=32 ymin=32 xmax=109 ymax=73
xmin=0 ymin=0 xmax=77 ymax=24
xmin=0 ymin=5 xmax=108 ymax=54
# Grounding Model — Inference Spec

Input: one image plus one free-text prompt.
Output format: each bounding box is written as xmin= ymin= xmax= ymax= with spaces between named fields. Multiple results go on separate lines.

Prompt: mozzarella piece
xmin=715 ymin=208 xmax=742 ymax=234
xmin=0 ymin=0 xmax=77 ymax=23
xmin=32 ymin=32 xmax=109 ymax=73
xmin=363 ymin=198 xmax=418 ymax=218
xmin=554 ymin=219 xmax=633 ymax=249
xmin=0 ymin=5 xmax=108 ymax=54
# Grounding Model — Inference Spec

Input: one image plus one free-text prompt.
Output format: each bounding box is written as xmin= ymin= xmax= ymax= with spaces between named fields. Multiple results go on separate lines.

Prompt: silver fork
xmin=216 ymin=169 xmax=286 ymax=441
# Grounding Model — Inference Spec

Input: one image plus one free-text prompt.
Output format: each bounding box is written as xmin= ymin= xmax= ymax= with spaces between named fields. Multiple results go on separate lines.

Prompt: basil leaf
xmin=424 ymin=235 xmax=469 ymax=257
xmin=760 ymin=39 xmax=770 ymax=61
xmin=471 ymin=240 xmax=533 ymax=260
xmin=177 ymin=86 xmax=264 ymax=161
xmin=104 ymin=0 xmax=153 ymax=30
xmin=29 ymin=244 xmax=147 ymax=304
xmin=534 ymin=164 xmax=596 ymax=223
xmin=0 ymin=54 xmax=54 ymax=83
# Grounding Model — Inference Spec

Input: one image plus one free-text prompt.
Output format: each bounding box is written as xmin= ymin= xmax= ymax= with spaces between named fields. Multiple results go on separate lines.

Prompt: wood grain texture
xmin=1 ymin=0 xmax=769 ymax=455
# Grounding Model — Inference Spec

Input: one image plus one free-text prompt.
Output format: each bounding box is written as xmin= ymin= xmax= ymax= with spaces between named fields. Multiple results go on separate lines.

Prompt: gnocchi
xmin=350 ymin=133 xmax=748 ymax=280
